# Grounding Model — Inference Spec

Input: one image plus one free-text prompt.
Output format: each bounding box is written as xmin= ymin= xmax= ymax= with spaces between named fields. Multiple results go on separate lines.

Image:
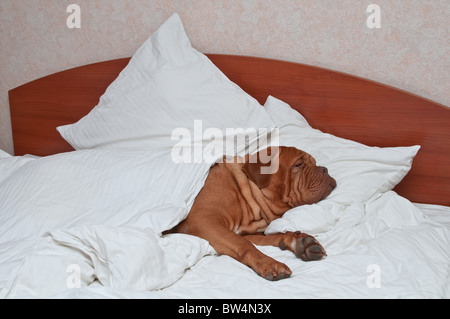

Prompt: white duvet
xmin=0 ymin=149 xmax=449 ymax=299
xmin=140 ymin=193 xmax=450 ymax=299
xmin=0 ymin=149 xmax=213 ymax=298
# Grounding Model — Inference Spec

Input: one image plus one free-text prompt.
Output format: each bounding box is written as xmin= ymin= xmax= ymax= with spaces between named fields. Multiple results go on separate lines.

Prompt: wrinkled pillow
xmin=0 ymin=149 xmax=211 ymax=244
xmin=0 ymin=154 xmax=35 ymax=184
xmin=264 ymin=96 xmax=420 ymax=205
xmin=57 ymin=14 xmax=274 ymax=161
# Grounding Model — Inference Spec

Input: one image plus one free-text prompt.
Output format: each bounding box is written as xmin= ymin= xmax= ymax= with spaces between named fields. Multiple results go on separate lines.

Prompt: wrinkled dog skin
xmin=166 ymin=147 xmax=336 ymax=281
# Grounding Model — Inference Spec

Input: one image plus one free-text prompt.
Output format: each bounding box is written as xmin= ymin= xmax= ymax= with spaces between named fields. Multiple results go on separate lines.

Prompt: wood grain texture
xmin=8 ymin=54 xmax=450 ymax=205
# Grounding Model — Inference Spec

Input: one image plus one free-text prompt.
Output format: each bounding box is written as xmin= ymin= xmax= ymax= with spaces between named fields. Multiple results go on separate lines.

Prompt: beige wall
xmin=1 ymin=0 xmax=449 ymax=154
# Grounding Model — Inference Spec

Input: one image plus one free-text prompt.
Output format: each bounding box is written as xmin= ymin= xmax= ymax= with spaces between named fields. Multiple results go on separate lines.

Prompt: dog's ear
xmin=242 ymin=148 xmax=278 ymax=189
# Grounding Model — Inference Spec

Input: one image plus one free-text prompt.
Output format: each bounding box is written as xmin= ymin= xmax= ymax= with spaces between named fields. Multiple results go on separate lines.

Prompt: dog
xmin=166 ymin=147 xmax=336 ymax=281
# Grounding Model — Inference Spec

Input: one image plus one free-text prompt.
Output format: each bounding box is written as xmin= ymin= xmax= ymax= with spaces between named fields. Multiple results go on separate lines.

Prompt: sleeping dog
xmin=166 ymin=147 xmax=336 ymax=281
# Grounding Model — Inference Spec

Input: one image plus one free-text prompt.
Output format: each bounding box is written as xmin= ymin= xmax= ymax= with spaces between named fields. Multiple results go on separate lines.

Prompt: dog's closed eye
xmin=293 ymin=160 xmax=304 ymax=168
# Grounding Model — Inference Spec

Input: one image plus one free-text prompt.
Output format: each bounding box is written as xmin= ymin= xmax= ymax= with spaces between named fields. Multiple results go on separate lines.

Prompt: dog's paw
xmin=280 ymin=232 xmax=327 ymax=262
xmin=255 ymin=258 xmax=292 ymax=281
xmin=294 ymin=234 xmax=327 ymax=261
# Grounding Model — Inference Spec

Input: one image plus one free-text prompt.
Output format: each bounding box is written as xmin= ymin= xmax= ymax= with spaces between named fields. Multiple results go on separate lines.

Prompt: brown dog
xmin=166 ymin=147 xmax=336 ymax=281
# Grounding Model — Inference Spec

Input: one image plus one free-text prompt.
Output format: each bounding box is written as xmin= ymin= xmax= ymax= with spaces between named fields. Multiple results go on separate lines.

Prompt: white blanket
xmin=0 ymin=149 xmax=213 ymax=298
xmin=3 ymin=226 xmax=213 ymax=298
xmin=140 ymin=192 xmax=450 ymax=299
xmin=4 ymin=191 xmax=448 ymax=299
xmin=1 ymin=150 xmax=449 ymax=299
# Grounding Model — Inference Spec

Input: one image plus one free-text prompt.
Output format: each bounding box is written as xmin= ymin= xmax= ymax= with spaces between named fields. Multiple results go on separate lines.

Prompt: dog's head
xmin=243 ymin=147 xmax=336 ymax=207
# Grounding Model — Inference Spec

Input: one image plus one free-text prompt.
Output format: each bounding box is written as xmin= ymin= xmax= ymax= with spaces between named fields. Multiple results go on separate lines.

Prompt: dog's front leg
xmin=245 ymin=232 xmax=327 ymax=261
xmin=175 ymin=218 xmax=292 ymax=281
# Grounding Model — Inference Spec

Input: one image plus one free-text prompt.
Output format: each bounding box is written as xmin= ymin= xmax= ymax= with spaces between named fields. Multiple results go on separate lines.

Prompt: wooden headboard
xmin=8 ymin=55 xmax=450 ymax=206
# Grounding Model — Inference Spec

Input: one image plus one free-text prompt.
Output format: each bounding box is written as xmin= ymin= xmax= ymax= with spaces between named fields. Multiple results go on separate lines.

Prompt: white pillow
xmin=264 ymin=96 xmax=420 ymax=205
xmin=0 ymin=149 xmax=211 ymax=245
xmin=57 ymin=14 xmax=274 ymax=159
xmin=0 ymin=150 xmax=11 ymax=158
xmin=0 ymin=155 xmax=36 ymax=185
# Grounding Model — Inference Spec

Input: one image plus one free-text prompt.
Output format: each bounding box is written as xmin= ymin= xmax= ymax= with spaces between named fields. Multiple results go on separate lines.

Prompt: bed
xmin=2 ymin=14 xmax=450 ymax=299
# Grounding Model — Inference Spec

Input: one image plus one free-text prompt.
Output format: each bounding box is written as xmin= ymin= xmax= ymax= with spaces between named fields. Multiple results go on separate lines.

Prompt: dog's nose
xmin=318 ymin=166 xmax=328 ymax=174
